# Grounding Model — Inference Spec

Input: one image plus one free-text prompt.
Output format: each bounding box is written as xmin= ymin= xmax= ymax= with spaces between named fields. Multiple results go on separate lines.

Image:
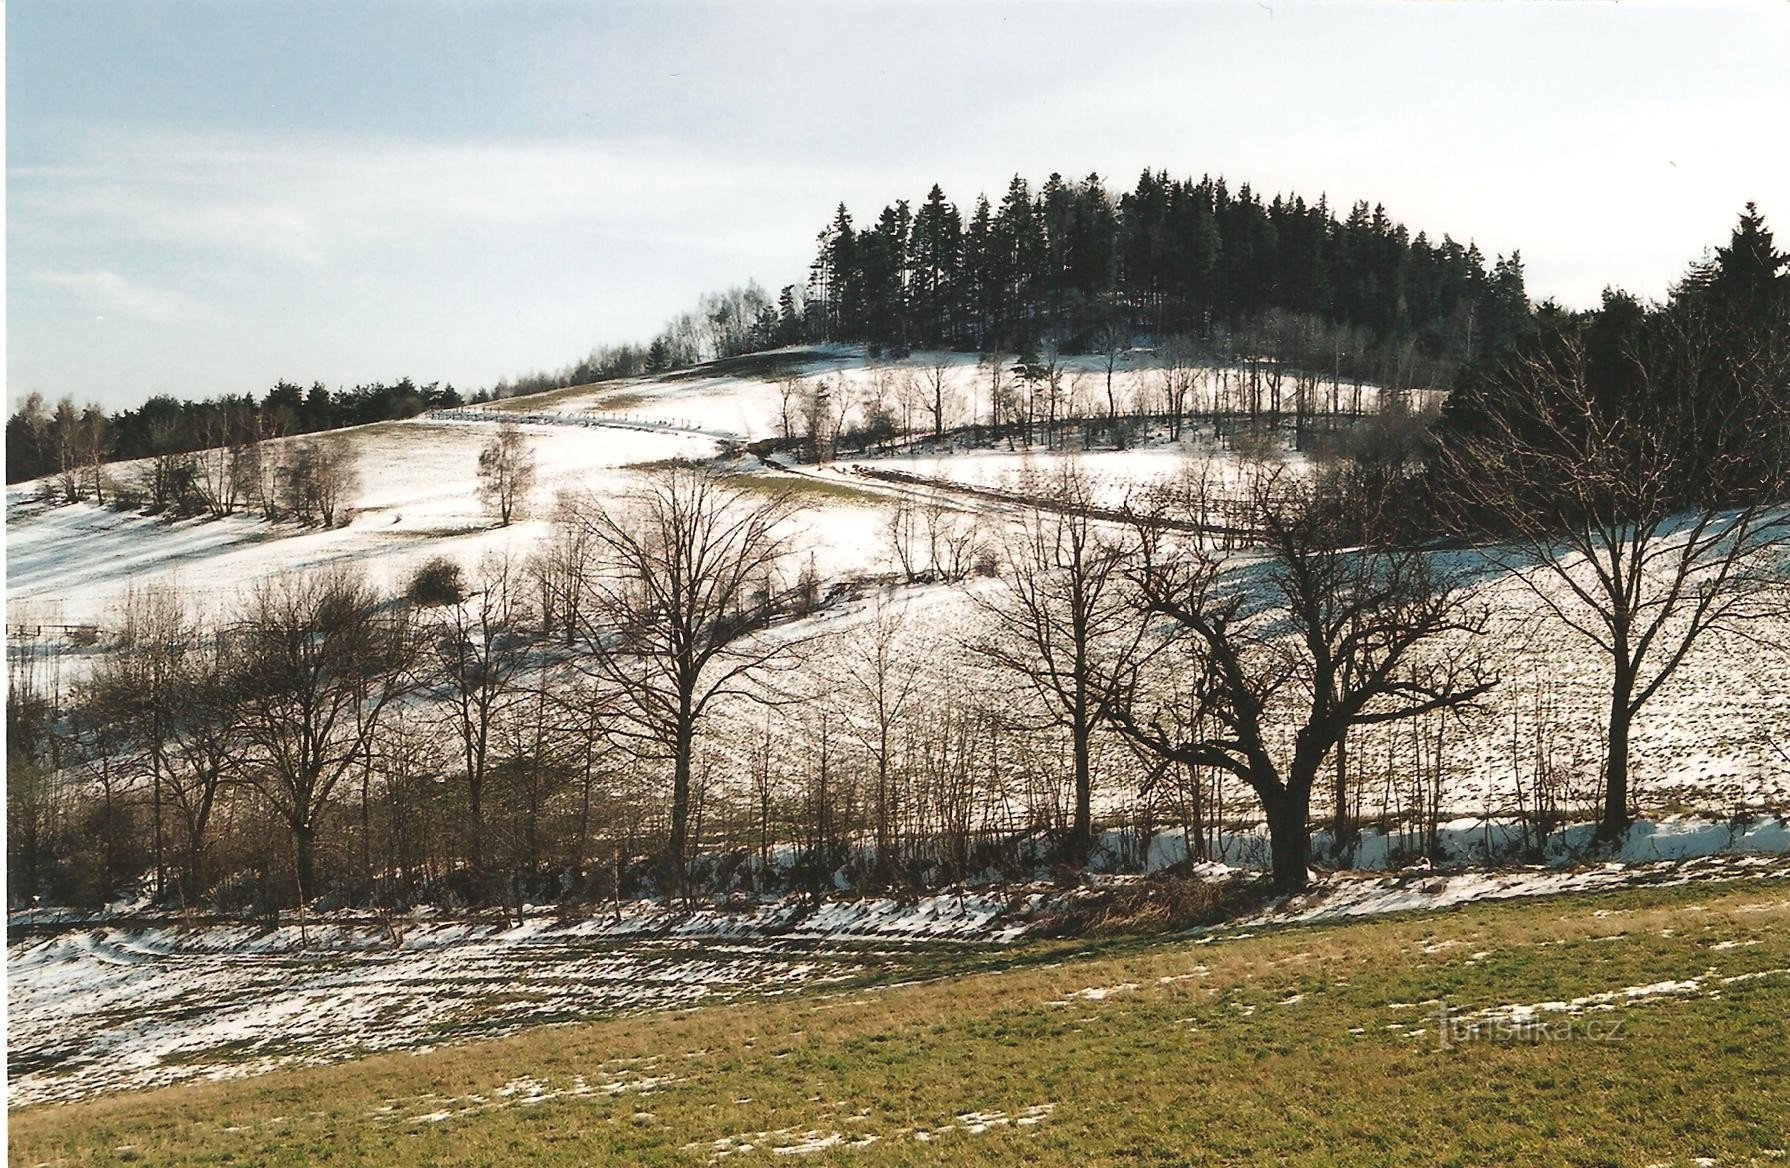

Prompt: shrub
xmin=408 ymin=557 xmax=465 ymax=606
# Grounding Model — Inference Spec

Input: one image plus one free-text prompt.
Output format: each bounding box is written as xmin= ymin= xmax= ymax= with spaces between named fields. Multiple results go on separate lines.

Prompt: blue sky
xmin=8 ymin=1 xmax=1789 ymax=410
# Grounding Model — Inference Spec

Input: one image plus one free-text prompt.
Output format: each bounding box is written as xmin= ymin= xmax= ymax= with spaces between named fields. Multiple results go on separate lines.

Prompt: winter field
xmin=8 ymin=345 xmax=1790 ymax=1130
xmin=11 ymin=875 xmax=1790 ymax=1165
xmin=8 ymin=886 xmax=1042 ymax=1109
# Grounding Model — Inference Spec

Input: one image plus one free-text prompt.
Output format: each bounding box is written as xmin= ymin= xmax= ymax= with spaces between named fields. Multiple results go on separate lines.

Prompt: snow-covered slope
xmin=7 ymin=346 xmax=1787 ymax=821
xmin=9 ymin=417 xmax=721 ymax=625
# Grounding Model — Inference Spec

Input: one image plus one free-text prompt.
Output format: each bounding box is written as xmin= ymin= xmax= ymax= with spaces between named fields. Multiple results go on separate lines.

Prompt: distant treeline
xmin=491 ymin=284 xmax=787 ymax=398
xmin=496 ymin=170 xmax=1535 ymax=402
xmin=1436 ymin=203 xmax=1790 ymax=523
xmin=5 ymin=378 xmax=463 ymax=487
xmin=803 ymin=171 xmax=1533 ymax=388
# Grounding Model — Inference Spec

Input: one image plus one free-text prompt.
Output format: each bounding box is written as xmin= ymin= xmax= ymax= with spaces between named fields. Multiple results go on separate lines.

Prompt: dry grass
xmin=11 ymin=880 xmax=1790 ymax=1166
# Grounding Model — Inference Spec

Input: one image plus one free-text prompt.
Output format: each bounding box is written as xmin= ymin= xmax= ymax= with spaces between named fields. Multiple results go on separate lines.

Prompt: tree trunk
xmin=1264 ymin=787 xmax=1311 ymax=893
xmin=184 ymin=839 xmax=207 ymax=908
xmin=468 ymin=777 xmax=485 ymax=893
xmin=1598 ymin=676 xmax=1635 ymax=845
xmin=293 ymin=820 xmax=318 ymax=907
xmin=667 ymin=720 xmax=693 ymax=895
xmin=1070 ymin=715 xmax=1093 ymax=863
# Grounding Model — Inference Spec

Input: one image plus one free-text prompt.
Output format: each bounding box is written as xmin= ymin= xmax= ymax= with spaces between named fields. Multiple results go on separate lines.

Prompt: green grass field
xmin=11 ymin=880 xmax=1790 ymax=1167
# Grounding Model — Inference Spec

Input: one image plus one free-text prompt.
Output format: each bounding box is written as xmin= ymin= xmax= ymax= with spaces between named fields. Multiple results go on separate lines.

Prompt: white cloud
xmin=10 ymin=130 xmax=897 ymax=272
xmin=30 ymin=269 xmax=220 ymax=326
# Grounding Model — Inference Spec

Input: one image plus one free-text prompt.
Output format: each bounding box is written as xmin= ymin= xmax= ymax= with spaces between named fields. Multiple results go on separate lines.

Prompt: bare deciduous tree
xmin=921 ymin=356 xmax=954 ymax=441
xmin=1159 ymin=335 xmax=1199 ymax=440
xmin=110 ymin=589 xmax=243 ymax=904
xmin=80 ymin=403 xmax=111 ymax=505
xmin=776 ymin=371 xmax=803 ymax=448
xmin=234 ymin=570 xmax=414 ymax=902
xmin=1444 ymin=334 xmax=1790 ymax=841
xmin=477 ymin=421 xmax=537 ymax=527
xmin=1097 ymin=320 xmax=1130 ymax=422
xmin=967 ymin=468 xmax=1145 ymax=858
xmin=563 ymin=466 xmax=802 ymax=890
xmin=1111 ymin=473 xmax=1495 ymax=891
xmin=430 ymin=554 xmax=532 ymax=890
xmin=528 ymin=499 xmax=594 ymax=645
xmin=283 ymin=438 xmax=359 ymax=527
xmin=840 ymin=599 xmax=922 ymax=883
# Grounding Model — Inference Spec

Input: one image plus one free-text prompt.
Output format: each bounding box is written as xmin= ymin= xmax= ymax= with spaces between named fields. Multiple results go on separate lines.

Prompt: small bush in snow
xmin=408 ymin=557 xmax=465 ymax=606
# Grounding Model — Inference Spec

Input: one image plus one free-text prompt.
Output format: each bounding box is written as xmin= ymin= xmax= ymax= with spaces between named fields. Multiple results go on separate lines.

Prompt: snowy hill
xmin=7 ymin=345 xmax=1787 ymax=828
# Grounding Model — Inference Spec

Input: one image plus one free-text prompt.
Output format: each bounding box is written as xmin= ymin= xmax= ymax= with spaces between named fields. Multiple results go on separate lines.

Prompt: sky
xmin=7 ymin=0 xmax=1789 ymax=411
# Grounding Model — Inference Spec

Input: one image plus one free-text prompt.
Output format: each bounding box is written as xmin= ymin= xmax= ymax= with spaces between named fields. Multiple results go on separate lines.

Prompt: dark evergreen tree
xmin=910 ymin=184 xmax=963 ymax=347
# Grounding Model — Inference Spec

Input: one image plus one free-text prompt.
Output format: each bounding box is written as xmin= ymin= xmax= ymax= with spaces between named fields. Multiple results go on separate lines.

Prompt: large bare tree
xmin=1444 ymin=333 xmax=1790 ymax=841
xmin=1110 ymin=474 xmax=1494 ymax=891
xmin=562 ymin=466 xmax=801 ymax=889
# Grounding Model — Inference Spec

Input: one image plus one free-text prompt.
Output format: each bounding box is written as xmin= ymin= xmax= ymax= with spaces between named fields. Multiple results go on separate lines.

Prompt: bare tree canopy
xmin=428 ymin=554 xmax=532 ymax=891
xmin=477 ymin=421 xmax=537 ymax=527
xmin=967 ymin=467 xmax=1145 ymax=859
xmin=1109 ymin=473 xmax=1494 ymax=891
xmin=233 ymin=569 xmax=415 ymax=900
xmin=1443 ymin=331 xmax=1790 ymax=840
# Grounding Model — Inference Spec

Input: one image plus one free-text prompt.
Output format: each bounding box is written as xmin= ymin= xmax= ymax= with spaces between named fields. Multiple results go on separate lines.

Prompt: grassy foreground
xmin=11 ymin=880 xmax=1790 ymax=1167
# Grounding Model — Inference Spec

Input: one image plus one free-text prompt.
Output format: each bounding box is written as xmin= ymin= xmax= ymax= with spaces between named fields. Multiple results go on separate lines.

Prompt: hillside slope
xmin=7 ymin=347 xmax=1787 ymax=827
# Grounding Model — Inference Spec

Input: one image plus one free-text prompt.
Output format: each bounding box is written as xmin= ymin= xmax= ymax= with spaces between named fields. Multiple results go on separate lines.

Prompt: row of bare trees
xmin=767 ymin=342 xmax=1404 ymax=469
xmin=18 ymin=393 xmax=362 ymax=527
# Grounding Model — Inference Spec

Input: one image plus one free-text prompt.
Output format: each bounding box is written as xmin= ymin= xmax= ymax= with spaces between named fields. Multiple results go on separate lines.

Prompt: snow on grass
xmin=841 ymin=442 xmax=1303 ymax=511
xmin=520 ymin=346 xmax=1417 ymax=447
xmin=4 ymin=928 xmax=855 ymax=1108
xmin=911 ymin=1103 xmax=1058 ymax=1142
xmin=4 ymin=890 xmax=1061 ymax=1107
xmin=388 ymin=1067 xmax=679 ymax=1125
xmin=696 ymin=1127 xmax=882 ymax=1160
xmin=1046 ymin=982 xmax=1139 ymax=1006
xmin=1408 ymin=964 xmax=1790 ymax=1045
xmin=1237 ymin=852 xmax=1790 ymax=928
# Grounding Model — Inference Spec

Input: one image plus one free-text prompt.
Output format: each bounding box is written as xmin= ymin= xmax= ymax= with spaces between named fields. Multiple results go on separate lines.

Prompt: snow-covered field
xmin=5 ymin=928 xmax=855 ymax=1107
xmin=4 ymin=890 xmax=1047 ymax=1108
xmin=6 ymin=417 xmax=723 ymax=628
xmin=502 ymin=345 xmax=1417 ymax=445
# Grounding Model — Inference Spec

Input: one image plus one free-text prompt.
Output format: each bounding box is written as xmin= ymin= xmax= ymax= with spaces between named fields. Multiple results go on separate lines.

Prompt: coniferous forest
xmin=801 ymin=171 xmax=1533 ymax=389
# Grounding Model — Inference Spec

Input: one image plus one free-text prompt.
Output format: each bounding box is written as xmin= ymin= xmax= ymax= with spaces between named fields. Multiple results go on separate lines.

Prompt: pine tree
xmin=910 ymin=184 xmax=963 ymax=347
xmin=1707 ymin=202 xmax=1789 ymax=326
xmin=962 ymin=195 xmax=995 ymax=347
